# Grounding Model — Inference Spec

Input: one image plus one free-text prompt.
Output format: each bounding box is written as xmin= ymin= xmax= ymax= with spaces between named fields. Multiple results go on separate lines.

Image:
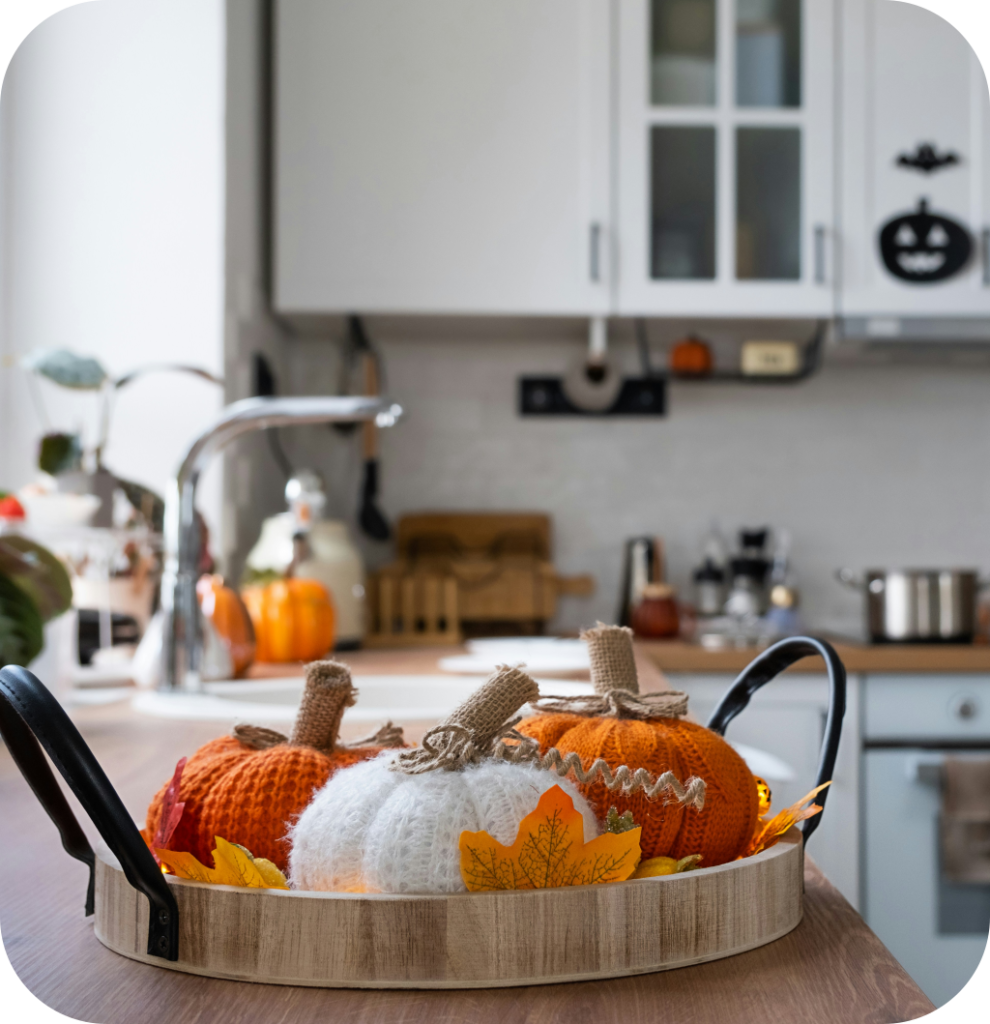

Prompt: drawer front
xmin=865 ymin=675 xmax=990 ymax=741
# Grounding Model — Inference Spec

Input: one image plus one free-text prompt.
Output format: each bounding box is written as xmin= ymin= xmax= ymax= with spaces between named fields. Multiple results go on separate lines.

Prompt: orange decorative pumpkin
xmin=241 ymin=577 xmax=335 ymax=663
xmin=516 ymin=624 xmax=759 ymax=866
xmin=197 ymin=574 xmax=256 ymax=676
xmin=145 ymin=660 xmax=403 ymax=871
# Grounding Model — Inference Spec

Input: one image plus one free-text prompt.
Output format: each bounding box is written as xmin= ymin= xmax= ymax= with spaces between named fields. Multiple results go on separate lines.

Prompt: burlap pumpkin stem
xmin=393 ymin=665 xmax=539 ymax=773
xmin=232 ymin=661 xmax=405 ymax=754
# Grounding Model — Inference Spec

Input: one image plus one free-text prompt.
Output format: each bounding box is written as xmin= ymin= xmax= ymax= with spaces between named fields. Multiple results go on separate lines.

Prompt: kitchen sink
xmin=131 ymin=675 xmax=595 ymax=725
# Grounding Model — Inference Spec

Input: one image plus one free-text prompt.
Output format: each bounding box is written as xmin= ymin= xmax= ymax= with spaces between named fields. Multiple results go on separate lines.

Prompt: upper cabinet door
xmin=839 ymin=0 xmax=990 ymax=325
xmin=274 ymin=0 xmax=611 ymax=316
xmin=616 ymin=0 xmax=836 ymax=317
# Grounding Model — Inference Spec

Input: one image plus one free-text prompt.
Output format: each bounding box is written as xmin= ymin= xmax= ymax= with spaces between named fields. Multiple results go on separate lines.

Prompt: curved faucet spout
xmin=160 ymin=396 xmax=402 ymax=691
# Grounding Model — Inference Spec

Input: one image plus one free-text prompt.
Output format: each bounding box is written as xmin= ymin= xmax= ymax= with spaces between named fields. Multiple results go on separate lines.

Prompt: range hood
xmin=838 ymin=317 xmax=990 ymax=344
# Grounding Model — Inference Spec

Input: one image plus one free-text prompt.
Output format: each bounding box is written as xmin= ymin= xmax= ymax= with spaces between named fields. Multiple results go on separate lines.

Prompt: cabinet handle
xmin=814 ymin=225 xmax=827 ymax=285
xmin=982 ymin=229 xmax=990 ymax=287
xmin=589 ymin=222 xmax=602 ymax=283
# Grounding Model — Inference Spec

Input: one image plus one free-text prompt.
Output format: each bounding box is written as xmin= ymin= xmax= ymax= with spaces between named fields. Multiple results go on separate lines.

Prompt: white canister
xmin=294 ymin=521 xmax=366 ymax=645
xmin=245 ymin=514 xmax=366 ymax=646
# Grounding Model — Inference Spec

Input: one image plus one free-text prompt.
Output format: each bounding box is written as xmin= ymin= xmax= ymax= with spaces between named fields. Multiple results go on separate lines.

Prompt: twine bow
xmin=531 ymin=688 xmax=689 ymax=721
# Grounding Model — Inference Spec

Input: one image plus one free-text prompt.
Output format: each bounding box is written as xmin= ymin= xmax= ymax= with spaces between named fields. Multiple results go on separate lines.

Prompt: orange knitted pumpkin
xmin=516 ymin=625 xmax=759 ymax=866
xmin=242 ymin=578 xmax=335 ymax=663
xmin=197 ymin=574 xmax=256 ymax=676
xmin=145 ymin=661 xmax=403 ymax=871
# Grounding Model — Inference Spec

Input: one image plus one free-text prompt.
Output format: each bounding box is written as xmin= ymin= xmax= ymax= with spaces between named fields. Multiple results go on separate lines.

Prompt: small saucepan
xmin=836 ymin=568 xmax=988 ymax=643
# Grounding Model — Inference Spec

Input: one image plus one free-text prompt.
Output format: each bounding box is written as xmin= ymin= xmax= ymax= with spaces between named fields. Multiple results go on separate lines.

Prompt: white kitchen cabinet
xmin=615 ymin=0 xmax=836 ymax=317
xmin=274 ymin=0 xmax=611 ymax=316
xmin=838 ymin=0 xmax=990 ymax=329
xmin=670 ymin=672 xmax=860 ymax=908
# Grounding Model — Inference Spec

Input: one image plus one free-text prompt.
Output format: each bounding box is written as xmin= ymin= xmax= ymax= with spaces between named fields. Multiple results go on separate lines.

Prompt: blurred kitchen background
xmin=3 ymin=0 xmax=990 ymax=1006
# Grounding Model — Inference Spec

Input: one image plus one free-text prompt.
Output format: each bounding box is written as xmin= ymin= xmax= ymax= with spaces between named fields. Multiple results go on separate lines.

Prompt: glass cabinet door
xmin=620 ymin=0 xmax=834 ymax=315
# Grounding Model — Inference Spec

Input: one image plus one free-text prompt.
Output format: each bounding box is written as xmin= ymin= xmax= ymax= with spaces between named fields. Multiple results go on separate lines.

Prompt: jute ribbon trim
xmin=532 ymin=688 xmax=689 ymax=720
xmin=491 ymin=738 xmax=706 ymax=810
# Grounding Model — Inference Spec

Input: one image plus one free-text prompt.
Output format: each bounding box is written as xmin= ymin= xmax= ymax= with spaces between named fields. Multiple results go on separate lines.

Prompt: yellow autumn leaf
xmin=211 ymin=837 xmax=268 ymax=888
xmin=156 ymin=849 xmax=213 ymax=884
xmin=156 ymin=837 xmax=289 ymax=890
xmin=251 ymin=857 xmax=290 ymax=890
xmin=631 ymin=853 xmax=702 ymax=879
xmin=459 ymin=784 xmax=642 ymax=892
xmin=745 ymin=781 xmax=831 ymax=857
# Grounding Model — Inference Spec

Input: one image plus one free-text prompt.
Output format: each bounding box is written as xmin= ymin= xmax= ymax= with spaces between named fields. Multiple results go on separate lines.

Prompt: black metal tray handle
xmin=0 ymin=665 xmax=178 ymax=960
xmin=706 ymin=636 xmax=847 ymax=843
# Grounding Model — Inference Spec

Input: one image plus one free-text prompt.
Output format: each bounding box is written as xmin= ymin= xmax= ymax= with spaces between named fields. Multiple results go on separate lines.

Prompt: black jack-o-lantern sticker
xmin=879 ymin=198 xmax=972 ymax=283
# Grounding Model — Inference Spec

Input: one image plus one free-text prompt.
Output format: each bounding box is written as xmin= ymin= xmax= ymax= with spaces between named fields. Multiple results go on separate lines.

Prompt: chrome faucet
xmin=159 ymin=395 xmax=401 ymax=690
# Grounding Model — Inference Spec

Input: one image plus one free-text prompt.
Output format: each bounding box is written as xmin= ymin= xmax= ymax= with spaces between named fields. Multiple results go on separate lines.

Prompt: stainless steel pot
xmin=837 ymin=568 xmax=985 ymax=642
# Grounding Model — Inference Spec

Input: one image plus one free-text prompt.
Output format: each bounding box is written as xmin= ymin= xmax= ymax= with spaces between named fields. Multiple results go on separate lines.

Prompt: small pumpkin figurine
xmin=516 ymin=624 xmax=760 ymax=866
xmin=197 ymin=574 xmax=256 ymax=676
xmin=241 ymin=577 xmax=336 ymax=663
xmin=145 ymin=660 xmax=404 ymax=871
xmin=288 ymin=666 xmax=600 ymax=894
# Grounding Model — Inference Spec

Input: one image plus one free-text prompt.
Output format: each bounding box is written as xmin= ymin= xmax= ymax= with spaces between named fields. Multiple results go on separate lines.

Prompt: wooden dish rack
xmin=364 ymin=513 xmax=594 ymax=647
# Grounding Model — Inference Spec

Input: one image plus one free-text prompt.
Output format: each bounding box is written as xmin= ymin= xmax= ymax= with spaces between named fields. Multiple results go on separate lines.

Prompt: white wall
xmin=0 ymin=0 xmax=225 ymax=542
xmin=272 ymin=319 xmax=990 ymax=639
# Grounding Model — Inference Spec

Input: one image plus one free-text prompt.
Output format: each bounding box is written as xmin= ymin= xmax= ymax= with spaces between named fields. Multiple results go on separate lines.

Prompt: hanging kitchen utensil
xmin=356 ymin=320 xmax=391 ymax=541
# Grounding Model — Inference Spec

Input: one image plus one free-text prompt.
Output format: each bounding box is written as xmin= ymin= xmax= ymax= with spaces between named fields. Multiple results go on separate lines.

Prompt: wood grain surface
xmin=638 ymin=638 xmax=990 ymax=674
xmin=0 ymin=651 xmax=936 ymax=1022
xmin=94 ymin=830 xmax=803 ymax=988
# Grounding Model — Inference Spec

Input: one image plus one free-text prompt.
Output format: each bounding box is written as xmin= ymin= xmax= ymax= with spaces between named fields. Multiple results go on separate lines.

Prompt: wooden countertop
xmin=0 ymin=653 xmax=934 ymax=1024
xmin=638 ymin=638 xmax=990 ymax=674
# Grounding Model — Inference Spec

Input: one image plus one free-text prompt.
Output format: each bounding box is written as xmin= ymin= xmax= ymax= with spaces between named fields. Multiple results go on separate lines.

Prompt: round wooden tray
xmin=93 ymin=828 xmax=804 ymax=989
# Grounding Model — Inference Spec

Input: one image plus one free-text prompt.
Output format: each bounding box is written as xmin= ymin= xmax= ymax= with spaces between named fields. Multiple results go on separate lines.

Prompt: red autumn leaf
xmin=149 ymin=757 xmax=187 ymax=866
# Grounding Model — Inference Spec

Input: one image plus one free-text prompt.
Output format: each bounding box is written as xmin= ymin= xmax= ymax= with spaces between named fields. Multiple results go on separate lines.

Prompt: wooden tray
xmin=93 ymin=829 xmax=804 ymax=989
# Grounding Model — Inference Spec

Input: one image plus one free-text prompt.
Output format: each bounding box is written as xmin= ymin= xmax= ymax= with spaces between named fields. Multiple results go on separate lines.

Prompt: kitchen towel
xmin=940 ymin=757 xmax=990 ymax=884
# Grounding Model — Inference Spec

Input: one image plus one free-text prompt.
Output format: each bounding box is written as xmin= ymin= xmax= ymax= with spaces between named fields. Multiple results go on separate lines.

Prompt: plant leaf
xmin=459 ymin=785 xmax=641 ymax=892
xmin=631 ymin=853 xmax=702 ymax=878
xmin=37 ymin=432 xmax=83 ymax=475
xmin=0 ymin=575 xmax=45 ymax=666
xmin=0 ymin=536 xmax=73 ymax=622
xmin=746 ymin=782 xmax=831 ymax=857
xmin=23 ymin=349 xmax=108 ymax=389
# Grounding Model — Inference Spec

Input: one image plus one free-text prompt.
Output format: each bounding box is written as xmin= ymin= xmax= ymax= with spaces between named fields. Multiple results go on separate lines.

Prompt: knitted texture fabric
xmin=516 ymin=713 xmax=758 ymax=865
xmin=288 ymin=754 xmax=598 ymax=894
xmin=145 ymin=659 xmax=402 ymax=872
xmin=584 ymin=623 xmax=639 ymax=695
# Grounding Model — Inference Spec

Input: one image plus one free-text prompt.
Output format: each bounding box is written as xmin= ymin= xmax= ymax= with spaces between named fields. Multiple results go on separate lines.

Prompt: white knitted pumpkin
xmin=288 ymin=667 xmax=599 ymax=894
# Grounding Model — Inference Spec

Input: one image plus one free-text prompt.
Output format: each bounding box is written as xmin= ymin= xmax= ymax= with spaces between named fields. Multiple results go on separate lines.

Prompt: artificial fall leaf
xmin=459 ymin=785 xmax=641 ymax=892
xmin=157 ymin=836 xmax=289 ymax=890
xmin=745 ymin=782 xmax=831 ymax=858
xmin=631 ymin=854 xmax=702 ymax=879
xmin=148 ymin=757 xmax=187 ymax=869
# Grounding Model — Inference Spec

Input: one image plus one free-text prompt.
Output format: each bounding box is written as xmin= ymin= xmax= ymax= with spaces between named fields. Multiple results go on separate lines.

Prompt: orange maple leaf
xmin=745 ymin=782 xmax=831 ymax=857
xmin=459 ymin=785 xmax=642 ymax=891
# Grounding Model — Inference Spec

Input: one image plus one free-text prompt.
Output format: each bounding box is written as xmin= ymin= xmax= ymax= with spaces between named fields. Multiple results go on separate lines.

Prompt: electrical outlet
xmin=519 ymin=377 xmax=666 ymax=416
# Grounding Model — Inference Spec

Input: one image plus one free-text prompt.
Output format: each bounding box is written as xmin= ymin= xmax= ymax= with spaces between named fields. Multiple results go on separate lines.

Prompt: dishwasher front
xmin=863 ymin=675 xmax=990 ymax=1007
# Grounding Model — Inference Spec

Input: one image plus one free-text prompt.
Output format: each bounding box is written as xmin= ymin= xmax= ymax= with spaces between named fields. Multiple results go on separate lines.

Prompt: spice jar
xmin=631 ymin=583 xmax=680 ymax=639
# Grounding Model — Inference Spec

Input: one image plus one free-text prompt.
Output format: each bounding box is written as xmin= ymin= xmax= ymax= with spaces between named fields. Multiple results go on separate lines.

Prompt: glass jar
xmin=631 ymin=583 xmax=680 ymax=639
